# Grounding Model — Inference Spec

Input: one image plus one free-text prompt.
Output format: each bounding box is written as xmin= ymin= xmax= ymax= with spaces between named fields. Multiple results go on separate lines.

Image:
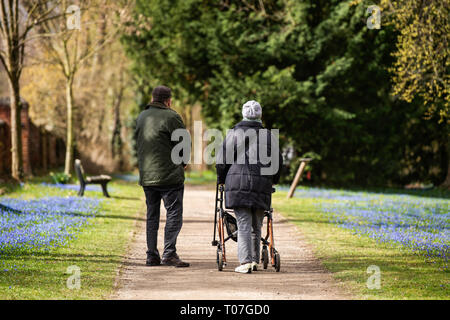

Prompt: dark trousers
xmin=143 ymin=185 xmax=184 ymax=260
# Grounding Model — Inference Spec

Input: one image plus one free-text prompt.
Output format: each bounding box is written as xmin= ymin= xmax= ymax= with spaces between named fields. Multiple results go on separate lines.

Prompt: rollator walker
xmin=211 ymin=184 xmax=280 ymax=272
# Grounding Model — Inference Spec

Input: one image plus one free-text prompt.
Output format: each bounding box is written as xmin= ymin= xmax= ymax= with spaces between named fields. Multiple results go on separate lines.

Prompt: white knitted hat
xmin=242 ymin=100 xmax=262 ymax=120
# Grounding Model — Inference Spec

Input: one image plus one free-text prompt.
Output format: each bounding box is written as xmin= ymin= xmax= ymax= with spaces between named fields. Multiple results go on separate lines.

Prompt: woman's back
xmin=216 ymin=120 xmax=282 ymax=210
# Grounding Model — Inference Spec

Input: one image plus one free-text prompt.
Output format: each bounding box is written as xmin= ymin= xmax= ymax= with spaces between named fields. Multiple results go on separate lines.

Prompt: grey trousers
xmin=234 ymin=207 xmax=265 ymax=264
xmin=143 ymin=185 xmax=184 ymax=260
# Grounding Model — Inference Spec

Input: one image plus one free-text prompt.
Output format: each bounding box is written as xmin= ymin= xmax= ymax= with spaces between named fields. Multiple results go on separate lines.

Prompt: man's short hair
xmin=152 ymin=85 xmax=172 ymax=103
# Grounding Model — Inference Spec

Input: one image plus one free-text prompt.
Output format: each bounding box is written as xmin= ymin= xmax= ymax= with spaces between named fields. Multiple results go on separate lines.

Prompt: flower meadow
xmin=40 ymin=183 xmax=102 ymax=192
xmin=0 ymin=197 xmax=101 ymax=254
xmin=288 ymin=187 xmax=450 ymax=268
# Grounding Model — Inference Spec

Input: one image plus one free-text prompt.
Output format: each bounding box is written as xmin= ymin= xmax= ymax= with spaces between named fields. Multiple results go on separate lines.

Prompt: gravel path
xmin=111 ymin=186 xmax=351 ymax=300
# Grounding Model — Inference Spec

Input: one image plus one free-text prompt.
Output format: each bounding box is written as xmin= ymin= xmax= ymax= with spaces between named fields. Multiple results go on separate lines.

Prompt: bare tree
xmin=0 ymin=0 xmax=61 ymax=180
xmin=36 ymin=0 xmax=132 ymax=175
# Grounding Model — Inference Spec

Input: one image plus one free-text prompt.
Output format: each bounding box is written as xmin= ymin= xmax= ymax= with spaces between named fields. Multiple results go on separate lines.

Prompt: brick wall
xmin=0 ymin=99 xmax=31 ymax=175
xmin=0 ymin=98 xmax=65 ymax=176
xmin=0 ymin=119 xmax=9 ymax=174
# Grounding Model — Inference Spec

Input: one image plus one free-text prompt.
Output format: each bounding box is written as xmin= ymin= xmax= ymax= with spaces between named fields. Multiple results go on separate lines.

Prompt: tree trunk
xmin=111 ymin=87 xmax=124 ymax=161
xmin=441 ymin=141 xmax=450 ymax=188
xmin=41 ymin=127 xmax=48 ymax=172
xmin=442 ymin=164 xmax=450 ymax=188
xmin=64 ymin=77 xmax=75 ymax=175
xmin=9 ymin=78 xmax=23 ymax=181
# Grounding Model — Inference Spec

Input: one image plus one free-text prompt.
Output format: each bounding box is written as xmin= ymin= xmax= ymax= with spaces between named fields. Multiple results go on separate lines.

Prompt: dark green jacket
xmin=135 ymin=102 xmax=187 ymax=186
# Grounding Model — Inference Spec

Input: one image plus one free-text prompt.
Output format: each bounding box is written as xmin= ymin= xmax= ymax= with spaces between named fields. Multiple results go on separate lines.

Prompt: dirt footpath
xmin=111 ymin=186 xmax=351 ymax=300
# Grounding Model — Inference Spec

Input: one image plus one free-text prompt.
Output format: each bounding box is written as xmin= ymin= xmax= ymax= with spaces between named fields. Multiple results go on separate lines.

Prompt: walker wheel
xmin=262 ymin=247 xmax=269 ymax=269
xmin=217 ymin=248 xmax=224 ymax=271
xmin=274 ymin=252 xmax=281 ymax=272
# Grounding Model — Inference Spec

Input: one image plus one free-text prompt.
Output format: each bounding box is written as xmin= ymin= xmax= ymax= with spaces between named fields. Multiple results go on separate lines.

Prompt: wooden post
xmin=287 ymin=158 xmax=312 ymax=199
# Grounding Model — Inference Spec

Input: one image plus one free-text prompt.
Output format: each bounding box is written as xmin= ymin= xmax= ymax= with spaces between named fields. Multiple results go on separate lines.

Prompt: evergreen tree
xmin=124 ymin=0 xmax=448 ymax=186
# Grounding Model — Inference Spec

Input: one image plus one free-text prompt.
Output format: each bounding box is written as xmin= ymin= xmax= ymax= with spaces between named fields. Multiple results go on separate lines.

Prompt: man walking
xmin=135 ymin=85 xmax=190 ymax=267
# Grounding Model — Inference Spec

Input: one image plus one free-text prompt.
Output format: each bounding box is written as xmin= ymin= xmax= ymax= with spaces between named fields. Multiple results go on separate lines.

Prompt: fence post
xmin=287 ymin=158 xmax=312 ymax=199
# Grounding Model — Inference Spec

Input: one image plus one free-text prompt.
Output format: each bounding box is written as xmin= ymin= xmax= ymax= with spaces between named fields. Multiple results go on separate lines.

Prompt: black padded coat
xmin=216 ymin=121 xmax=283 ymax=210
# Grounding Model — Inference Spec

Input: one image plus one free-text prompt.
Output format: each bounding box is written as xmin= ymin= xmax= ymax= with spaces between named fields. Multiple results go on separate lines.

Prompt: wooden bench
xmin=74 ymin=159 xmax=111 ymax=198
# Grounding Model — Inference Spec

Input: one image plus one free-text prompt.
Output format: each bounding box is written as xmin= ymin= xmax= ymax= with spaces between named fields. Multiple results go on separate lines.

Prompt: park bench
xmin=74 ymin=159 xmax=111 ymax=198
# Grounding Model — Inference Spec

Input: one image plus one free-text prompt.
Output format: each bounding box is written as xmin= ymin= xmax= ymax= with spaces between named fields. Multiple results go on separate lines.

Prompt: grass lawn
xmin=1 ymin=173 xmax=448 ymax=300
xmin=185 ymin=169 xmax=217 ymax=186
xmin=0 ymin=179 xmax=144 ymax=300
xmin=273 ymin=187 xmax=449 ymax=300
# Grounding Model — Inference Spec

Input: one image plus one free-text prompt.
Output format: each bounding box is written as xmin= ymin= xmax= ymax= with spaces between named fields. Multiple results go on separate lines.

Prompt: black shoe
xmin=146 ymin=257 xmax=161 ymax=266
xmin=161 ymin=255 xmax=190 ymax=268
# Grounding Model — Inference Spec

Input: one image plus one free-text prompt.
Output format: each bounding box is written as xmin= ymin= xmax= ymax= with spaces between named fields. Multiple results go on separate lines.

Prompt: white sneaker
xmin=251 ymin=262 xmax=258 ymax=271
xmin=234 ymin=263 xmax=252 ymax=274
